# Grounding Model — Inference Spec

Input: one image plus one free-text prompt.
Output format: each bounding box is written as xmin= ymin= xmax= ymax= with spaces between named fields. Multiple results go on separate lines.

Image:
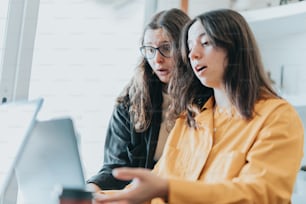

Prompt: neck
xmin=213 ymin=88 xmax=231 ymax=109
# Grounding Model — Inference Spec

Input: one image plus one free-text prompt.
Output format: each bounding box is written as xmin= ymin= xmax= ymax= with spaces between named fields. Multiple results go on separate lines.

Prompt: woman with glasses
xmin=94 ymin=9 xmax=303 ymax=204
xmin=87 ymin=8 xmax=190 ymax=191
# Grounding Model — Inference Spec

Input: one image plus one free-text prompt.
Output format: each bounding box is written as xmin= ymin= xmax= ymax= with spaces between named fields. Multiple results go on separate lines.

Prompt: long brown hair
xmin=117 ymin=8 xmax=190 ymax=132
xmin=170 ymin=9 xmax=279 ymax=128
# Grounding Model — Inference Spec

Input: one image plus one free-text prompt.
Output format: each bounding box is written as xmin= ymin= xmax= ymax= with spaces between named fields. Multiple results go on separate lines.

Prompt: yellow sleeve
xmin=167 ymin=104 xmax=304 ymax=204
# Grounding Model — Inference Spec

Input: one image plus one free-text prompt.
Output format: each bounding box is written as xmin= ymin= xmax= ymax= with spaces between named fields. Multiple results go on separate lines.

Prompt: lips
xmin=195 ymin=65 xmax=207 ymax=72
xmin=155 ymin=68 xmax=170 ymax=75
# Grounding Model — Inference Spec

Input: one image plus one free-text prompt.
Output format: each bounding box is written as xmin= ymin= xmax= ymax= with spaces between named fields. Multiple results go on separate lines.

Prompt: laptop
xmin=14 ymin=118 xmax=86 ymax=204
xmin=0 ymin=98 xmax=43 ymax=204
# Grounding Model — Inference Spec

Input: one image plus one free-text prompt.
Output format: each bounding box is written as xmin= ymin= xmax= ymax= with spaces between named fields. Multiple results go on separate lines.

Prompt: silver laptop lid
xmin=15 ymin=118 xmax=86 ymax=204
xmin=0 ymin=98 xmax=43 ymax=203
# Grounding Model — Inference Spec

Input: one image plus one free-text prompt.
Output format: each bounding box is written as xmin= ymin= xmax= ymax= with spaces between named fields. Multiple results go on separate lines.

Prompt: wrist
xmin=159 ymin=178 xmax=169 ymax=201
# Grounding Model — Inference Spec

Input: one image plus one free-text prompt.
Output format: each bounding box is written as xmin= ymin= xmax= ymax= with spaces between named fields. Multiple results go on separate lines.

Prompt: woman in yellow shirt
xmin=94 ymin=9 xmax=304 ymax=204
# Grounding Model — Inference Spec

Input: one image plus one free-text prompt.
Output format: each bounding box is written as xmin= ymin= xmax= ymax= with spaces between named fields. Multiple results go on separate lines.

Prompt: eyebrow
xmin=143 ymin=41 xmax=170 ymax=46
xmin=199 ymin=32 xmax=206 ymax=37
xmin=187 ymin=32 xmax=206 ymax=45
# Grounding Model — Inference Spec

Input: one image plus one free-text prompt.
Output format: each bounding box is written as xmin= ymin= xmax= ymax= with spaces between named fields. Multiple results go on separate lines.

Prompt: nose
xmin=188 ymin=45 xmax=201 ymax=61
xmin=153 ymin=50 xmax=164 ymax=64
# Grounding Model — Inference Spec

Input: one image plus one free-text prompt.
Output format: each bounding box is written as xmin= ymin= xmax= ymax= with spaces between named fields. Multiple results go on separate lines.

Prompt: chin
xmin=200 ymin=79 xmax=210 ymax=87
xmin=158 ymin=77 xmax=170 ymax=84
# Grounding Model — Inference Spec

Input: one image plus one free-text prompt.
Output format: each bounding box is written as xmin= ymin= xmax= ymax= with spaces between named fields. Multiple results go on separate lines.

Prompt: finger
xmin=112 ymin=168 xmax=150 ymax=181
xmin=94 ymin=191 xmax=130 ymax=203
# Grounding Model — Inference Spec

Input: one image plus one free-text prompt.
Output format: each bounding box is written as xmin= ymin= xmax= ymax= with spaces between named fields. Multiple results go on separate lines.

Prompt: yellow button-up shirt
xmin=152 ymin=97 xmax=304 ymax=204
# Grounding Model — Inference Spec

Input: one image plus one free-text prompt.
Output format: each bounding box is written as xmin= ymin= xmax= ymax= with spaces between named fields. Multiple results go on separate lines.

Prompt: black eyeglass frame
xmin=139 ymin=44 xmax=172 ymax=59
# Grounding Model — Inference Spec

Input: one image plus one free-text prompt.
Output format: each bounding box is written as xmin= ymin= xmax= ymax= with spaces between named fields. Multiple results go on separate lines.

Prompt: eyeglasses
xmin=139 ymin=44 xmax=172 ymax=59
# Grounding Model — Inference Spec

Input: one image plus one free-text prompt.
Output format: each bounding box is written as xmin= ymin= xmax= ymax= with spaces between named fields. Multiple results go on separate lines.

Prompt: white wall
xmin=28 ymin=0 xmax=145 ymax=179
xmin=259 ymin=33 xmax=306 ymax=96
xmin=157 ymin=0 xmax=284 ymax=17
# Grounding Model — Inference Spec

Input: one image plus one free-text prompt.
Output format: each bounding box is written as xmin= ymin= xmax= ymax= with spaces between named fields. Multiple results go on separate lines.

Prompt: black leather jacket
xmin=87 ymin=100 xmax=162 ymax=190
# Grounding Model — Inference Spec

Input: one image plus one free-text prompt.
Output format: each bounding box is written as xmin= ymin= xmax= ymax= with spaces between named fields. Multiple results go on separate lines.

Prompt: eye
xmin=160 ymin=44 xmax=171 ymax=52
xmin=146 ymin=47 xmax=155 ymax=54
xmin=201 ymin=41 xmax=209 ymax=47
xmin=200 ymin=36 xmax=210 ymax=47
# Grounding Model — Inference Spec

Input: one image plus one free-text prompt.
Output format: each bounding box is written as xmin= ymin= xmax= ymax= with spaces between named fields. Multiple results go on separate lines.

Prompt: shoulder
xmin=111 ymin=97 xmax=131 ymax=122
xmin=255 ymin=98 xmax=302 ymax=125
xmin=255 ymin=97 xmax=296 ymax=114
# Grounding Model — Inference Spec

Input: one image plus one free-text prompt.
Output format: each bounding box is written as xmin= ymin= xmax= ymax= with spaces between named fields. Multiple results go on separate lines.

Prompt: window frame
xmin=0 ymin=0 xmax=40 ymax=103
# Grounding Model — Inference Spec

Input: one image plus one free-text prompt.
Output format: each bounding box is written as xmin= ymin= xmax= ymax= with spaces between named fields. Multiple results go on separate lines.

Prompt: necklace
xmin=214 ymin=105 xmax=235 ymax=117
xmin=212 ymin=105 xmax=240 ymax=141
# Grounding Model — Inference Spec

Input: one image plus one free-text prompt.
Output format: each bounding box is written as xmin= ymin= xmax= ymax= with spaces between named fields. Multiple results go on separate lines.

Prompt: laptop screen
xmin=0 ymin=99 xmax=43 ymax=200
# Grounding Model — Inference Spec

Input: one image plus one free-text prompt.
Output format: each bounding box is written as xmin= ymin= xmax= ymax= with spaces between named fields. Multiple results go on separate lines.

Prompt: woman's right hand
xmin=93 ymin=167 xmax=169 ymax=204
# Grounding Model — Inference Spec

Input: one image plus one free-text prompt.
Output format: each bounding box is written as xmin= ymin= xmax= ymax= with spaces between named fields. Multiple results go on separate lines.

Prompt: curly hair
xmin=117 ymin=8 xmax=190 ymax=132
